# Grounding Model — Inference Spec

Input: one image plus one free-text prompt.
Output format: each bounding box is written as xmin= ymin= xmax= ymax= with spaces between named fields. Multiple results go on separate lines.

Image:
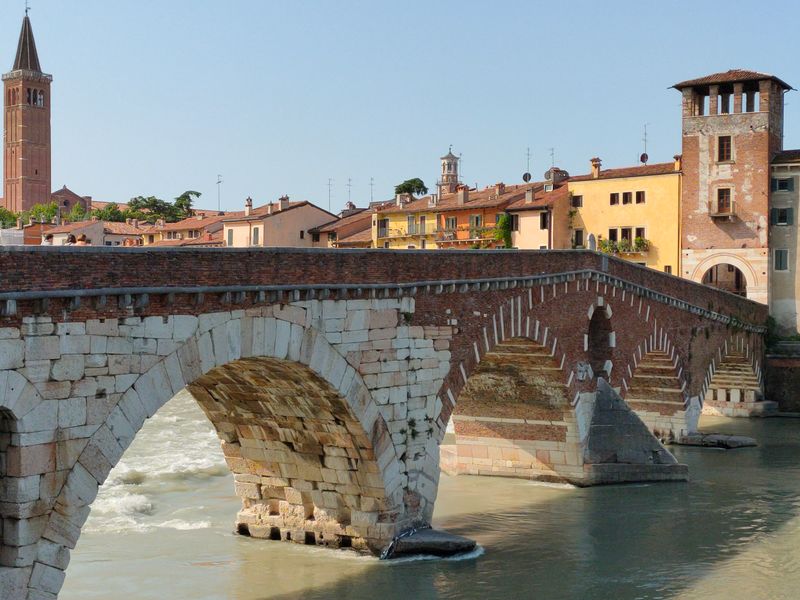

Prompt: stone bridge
xmin=0 ymin=247 xmax=768 ymax=598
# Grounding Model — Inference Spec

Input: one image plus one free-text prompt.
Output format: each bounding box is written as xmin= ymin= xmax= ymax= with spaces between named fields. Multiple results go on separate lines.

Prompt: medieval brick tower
xmin=3 ymin=14 xmax=52 ymax=213
xmin=674 ymin=70 xmax=791 ymax=304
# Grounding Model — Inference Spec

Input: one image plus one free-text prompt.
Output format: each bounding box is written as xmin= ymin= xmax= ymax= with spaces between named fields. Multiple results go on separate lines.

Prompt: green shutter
xmin=770 ymin=208 xmax=778 ymax=225
xmin=772 ymin=178 xmax=778 ymax=192
xmin=789 ymin=178 xmax=796 ymax=192
xmin=788 ymin=208 xmax=794 ymax=226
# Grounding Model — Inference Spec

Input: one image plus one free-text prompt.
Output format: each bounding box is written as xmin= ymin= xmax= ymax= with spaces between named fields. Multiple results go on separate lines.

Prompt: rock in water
xmin=677 ymin=433 xmax=757 ymax=449
xmin=389 ymin=528 xmax=476 ymax=558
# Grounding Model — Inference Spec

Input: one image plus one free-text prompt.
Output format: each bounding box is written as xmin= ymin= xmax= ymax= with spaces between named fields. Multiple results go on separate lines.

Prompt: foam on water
xmin=85 ymin=390 xmax=231 ymax=534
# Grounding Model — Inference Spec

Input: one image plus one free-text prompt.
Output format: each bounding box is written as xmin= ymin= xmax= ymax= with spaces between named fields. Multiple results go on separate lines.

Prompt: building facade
xmin=568 ymin=158 xmax=682 ymax=273
xmin=223 ymin=196 xmax=336 ymax=247
xmin=675 ymin=70 xmax=792 ymax=303
xmin=769 ymin=150 xmax=800 ymax=334
xmin=3 ymin=15 xmax=52 ymax=213
xmin=372 ymin=195 xmax=438 ymax=249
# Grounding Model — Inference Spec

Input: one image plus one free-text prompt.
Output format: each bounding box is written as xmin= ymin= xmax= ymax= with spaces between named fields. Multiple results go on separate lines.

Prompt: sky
xmin=2 ymin=0 xmax=799 ymax=214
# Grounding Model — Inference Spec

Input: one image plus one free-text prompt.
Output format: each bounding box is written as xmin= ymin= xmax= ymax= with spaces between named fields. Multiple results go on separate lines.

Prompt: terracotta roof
xmin=507 ymin=184 xmax=569 ymax=212
xmin=310 ymin=209 xmax=370 ymax=234
xmin=773 ymin=149 xmax=800 ymax=164
xmin=148 ymin=239 xmax=185 ymax=247
xmin=48 ymin=220 xmax=148 ymax=236
xmin=377 ymin=183 xmax=545 ymax=215
xmin=13 ymin=16 xmax=42 ymax=72
xmin=47 ymin=221 xmax=99 ymax=235
xmin=335 ymin=228 xmax=373 ymax=246
xmin=672 ymin=69 xmax=793 ymax=91
xmin=183 ymin=231 xmax=223 ymax=246
xmin=151 ymin=213 xmax=231 ymax=232
xmin=223 ymin=201 xmax=335 ymax=223
xmin=569 ymin=162 xmax=678 ymax=182
xmin=90 ymin=200 xmax=130 ymax=212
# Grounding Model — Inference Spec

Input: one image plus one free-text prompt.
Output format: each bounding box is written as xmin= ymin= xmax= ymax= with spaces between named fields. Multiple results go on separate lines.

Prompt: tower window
xmin=775 ymin=249 xmax=789 ymax=271
xmin=610 ymin=193 xmax=619 ymax=205
xmin=718 ymin=136 xmax=732 ymax=162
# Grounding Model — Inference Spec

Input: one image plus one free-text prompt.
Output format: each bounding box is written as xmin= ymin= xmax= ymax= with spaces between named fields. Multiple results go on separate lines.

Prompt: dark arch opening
xmin=702 ymin=264 xmax=746 ymax=296
xmin=588 ymin=309 xmax=612 ymax=378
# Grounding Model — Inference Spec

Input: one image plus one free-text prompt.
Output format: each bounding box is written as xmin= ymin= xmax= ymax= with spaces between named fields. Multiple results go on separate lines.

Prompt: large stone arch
xmin=10 ymin=311 xmax=411 ymax=599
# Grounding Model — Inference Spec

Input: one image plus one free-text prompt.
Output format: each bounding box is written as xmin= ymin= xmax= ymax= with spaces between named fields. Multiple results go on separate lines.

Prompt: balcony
xmin=435 ymin=224 xmax=498 ymax=243
xmin=708 ymin=199 xmax=736 ymax=220
xmin=598 ymin=237 xmax=651 ymax=255
xmin=377 ymin=225 xmax=429 ymax=239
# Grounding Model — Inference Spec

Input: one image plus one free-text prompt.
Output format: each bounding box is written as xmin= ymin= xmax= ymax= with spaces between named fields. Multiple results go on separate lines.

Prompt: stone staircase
xmin=624 ymin=350 xmax=686 ymax=440
xmin=703 ymin=350 xmax=776 ymax=417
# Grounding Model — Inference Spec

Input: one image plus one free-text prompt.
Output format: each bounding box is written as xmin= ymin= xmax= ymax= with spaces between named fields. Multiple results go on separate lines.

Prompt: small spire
xmin=13 ymin=13 xmax=42 ymax=72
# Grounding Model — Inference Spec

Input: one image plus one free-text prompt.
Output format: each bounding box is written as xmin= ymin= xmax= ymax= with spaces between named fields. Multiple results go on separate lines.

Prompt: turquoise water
xmin=61 ymin=395 xmax=800 ymax=600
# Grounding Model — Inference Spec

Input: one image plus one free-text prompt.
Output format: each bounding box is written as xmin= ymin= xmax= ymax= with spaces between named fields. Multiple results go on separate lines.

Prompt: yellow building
xmin=567 ymin=157 xmax=682 ymax=273
xmin=372 ymin=194 xmax=439 ymax=249
xmin=141 ymin=213 xmax=229 ymax=246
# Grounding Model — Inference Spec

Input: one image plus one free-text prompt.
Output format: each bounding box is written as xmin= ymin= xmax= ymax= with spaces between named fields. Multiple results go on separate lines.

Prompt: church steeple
xmin=12 ymin=15 xmax=42 ymax=73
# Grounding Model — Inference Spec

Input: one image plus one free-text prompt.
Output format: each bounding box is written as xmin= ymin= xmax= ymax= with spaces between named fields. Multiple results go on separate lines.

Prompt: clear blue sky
xmin=3 ymin=1 xmax=799 ymax=213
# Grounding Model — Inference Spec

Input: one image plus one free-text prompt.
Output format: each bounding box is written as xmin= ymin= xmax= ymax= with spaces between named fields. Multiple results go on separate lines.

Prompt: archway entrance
xmin=588 ymin=309 xmax=613 ymax=377
xmin=702 ymin=264 xmax=747 ymax=296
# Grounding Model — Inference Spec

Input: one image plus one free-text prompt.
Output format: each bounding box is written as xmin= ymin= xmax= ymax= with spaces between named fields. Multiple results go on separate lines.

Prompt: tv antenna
xmin=522 ymin=147 xmax=532 ymax=182
xmin=327 ymin=178 xmax=334 ymax=211
xmin=640 ymin=123 xmax=650 ymax=164
xmin=549 ymin=147 xmax=555 ymax=168
xmin=369 ymin=177 xmax=374 ymax=203
xmin=346 ymin=178 xmax=352 ymax=203
xmin=25 ymin=0 xmax=30 ymax=16
xmin=216 ymin=175 xmax=223 ymax=211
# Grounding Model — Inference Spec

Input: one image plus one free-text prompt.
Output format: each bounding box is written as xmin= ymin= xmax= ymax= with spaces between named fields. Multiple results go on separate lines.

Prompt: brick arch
xmin=24 ymin=313 xmax=409 ymax=599
xmin=689 ymin=252 xmax=760 ymax=292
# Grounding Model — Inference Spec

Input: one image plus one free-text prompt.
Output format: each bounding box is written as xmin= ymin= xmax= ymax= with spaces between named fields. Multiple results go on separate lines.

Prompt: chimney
xmin=132 ymin=219 xmax=138 ymax=229
xmin=91 ymin=216 xmax=99 ymax=223
xmin=673 ymin=154 xmax=682 ymax=172
xmin=197 ymin=213 xmax=205 ymax=221
xmin=456 ymin=187 xmax=469 ymax=206
xmin=525 ymin=189 xmax=534 ymax=204
xmin=428 ymin=193 xmax=439 ymax=208
xmin=156 ymin=218 xmax=165 ymax=228
xmin=126 ymin=218 xmax=132 ymax=225
xmin=495 ymin=182 xmax=506 ymax=196
xmin=590 ymin=157 xmax=602 ymax=179
xmin=267 ymin=203 xmax=274 ymax=215
xmin=244 ymin=196 xmax=253 ymax=216
xmin=15 ymin=218 xmax=22 ymax=229
xmin=279 ymin=195 xmax=290 ymax=211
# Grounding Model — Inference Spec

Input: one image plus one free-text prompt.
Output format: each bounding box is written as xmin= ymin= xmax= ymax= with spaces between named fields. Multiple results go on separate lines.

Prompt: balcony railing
xmin=709 ymin=199 xmax=736 ymax=219
xmin=435 ymin=224 xmax=498 ymax=242
xmin=377 ymin=225 xmax=429 ymax=239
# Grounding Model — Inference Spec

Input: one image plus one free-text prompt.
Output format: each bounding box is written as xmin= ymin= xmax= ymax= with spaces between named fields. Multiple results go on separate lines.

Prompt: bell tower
xmin=3 ymin=13 xmax=52 ymax=213
xmin=438 ymin=147 xmax=460 ymax=195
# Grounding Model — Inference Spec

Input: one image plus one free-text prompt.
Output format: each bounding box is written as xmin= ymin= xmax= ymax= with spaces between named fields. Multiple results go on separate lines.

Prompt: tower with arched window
xmin=438 ymin=148 xmax=460 ymax=195
xmin=3 ymin=13 xmax=52 ymax=213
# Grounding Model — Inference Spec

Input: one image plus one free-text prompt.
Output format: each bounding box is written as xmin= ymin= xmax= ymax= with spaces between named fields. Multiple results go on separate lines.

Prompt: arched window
xmin=26 ymin=88 xmax=32 ymax=105
xmin=37 ymin=90 xmax=44 ymax=107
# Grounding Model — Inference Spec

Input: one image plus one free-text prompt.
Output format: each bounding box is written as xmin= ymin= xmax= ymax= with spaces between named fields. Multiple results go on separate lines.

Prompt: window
xmin=717 ymin=188 xmax=732 ymax=213
xmin=539 ymin=212 xmax=549 ymax=230
xmin=407 ymin=215 xmax=415 ymax=234
xmin=775 ymin=249 xmax=789 ymax=271
xmin=544 ymin=184 xmax=553 ymax=192
xmin=620 ymin=227 xmax=632 ymax=241
xmin=571 ymin=195 xmax=583 ymax=208
xmin=772 ymin=178 xmax=795 ymax=192
xmin=635 ymin=227 xmax=645 ymax=239
xmin=311 ymin=232 xmax=320 ymax=243
xmin=383 ymin=241 xmax=389 ymax=248
xmin=227 ymin=229 xmax=233 ymax=246
xmin=574 ymin=229 xmax=584 ymax=248
xmin=622 ymin=192 xmax=632 ymax=205
xmin=252 ymin=227 xmax=259 ymax=245
xmin=445 ymin=216 xmax=457 ymax=230
xmin=421 ymin=239 xmax=427 ymax=249
xmin=300 ymin=230 xmax=305 ymax=239
xmin=510 ymin=214 xmax=519 ymax=232
xmin=608 ymin=229 xmax=618 ymax=242
xmin=664 ymin=265 xmax=672 ymax=274
xmin=718 ymin=136 xmax=732 ymax=162
xmin=539 ymin=245 xmax=547 ymax=250
xmin=610 ymin=193 xmax=619 ymax=205
xmin=771 ymin=207 xmax=793 ymax=226
xmin=635 ymin=191 xmax=645 ymax=204
xmin=469 ymin=215 xmax=482 ymax=228
xmin=148 ymin=235 xmax=154 ymax=244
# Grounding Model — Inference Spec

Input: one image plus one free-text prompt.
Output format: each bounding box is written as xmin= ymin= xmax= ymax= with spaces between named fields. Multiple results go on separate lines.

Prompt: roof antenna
xmin=549 ymin=147 xmax=555 ymax=168
xmin=640 ymin=123 xmax=649 ymax=164
xmin=522 ymin=147 xmax=532 ymax=183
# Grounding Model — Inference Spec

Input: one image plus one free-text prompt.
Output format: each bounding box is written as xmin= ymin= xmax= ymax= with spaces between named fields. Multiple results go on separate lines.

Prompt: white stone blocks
xmin=197 ymin=332 xmax=215 ymax=374
xmin=85 ymin=318 xmax=119 ymax=336
xmin=50 ymin=355 xmax=84 ymax=382
xmin=177 ymin=339 xmax=202 ymax=384
xmin=132 ymin=338 xmax=157 ymax=355
xmin=106 ymin=337 xmax=133 ymax=355
xmin=163 ymin=353 xmax=186 ymax=396
xmin=133 ymin=361 xmax=171 ymax=417
xmin=23 ymin=337 xmax=58 ymax=362
xmin=274 ymin=319 xmax=291 ymax=360
xmin=58 ymin=334 xmax=90 ymax=355
xmin=172 ymin=315 xmax=198 ymax=341
xmin=58 ymin=398 xmax=87 ymax=429
xmin=143 ymin=316 xmax=174 ymax=339
xmin=16 ymin=400 xmax=57 ymax=432
xmin=29 ymin=560 xmax=65 ymax=595
xmin=118 ymin=388 xmax=147 ymax=432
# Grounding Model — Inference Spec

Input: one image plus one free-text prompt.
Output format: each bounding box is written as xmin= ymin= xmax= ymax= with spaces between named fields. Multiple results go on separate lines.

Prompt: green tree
xmin=126 ymin=196 xmax=181 ymax=223
xmin=0 ymin=207 xmax=17 ymax=228
xmin=66 ymin=203 xmax=88 ymax=223
xmin=494 ymin=213 xmax=513 ymax=248
xmin=20 ymin=202 xmax=58 ymax=225
xmin=91 ymin=203 xmax=125 ymax=222
xmin=394 ymin=178 xmax=428 ymax=196
xmin=174 ymin=190 xmax=200 ymax=219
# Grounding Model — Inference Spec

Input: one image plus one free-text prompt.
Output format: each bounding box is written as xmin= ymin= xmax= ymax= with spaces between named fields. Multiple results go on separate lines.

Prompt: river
xmin=60 ymin=391 xmax=800 ymax=600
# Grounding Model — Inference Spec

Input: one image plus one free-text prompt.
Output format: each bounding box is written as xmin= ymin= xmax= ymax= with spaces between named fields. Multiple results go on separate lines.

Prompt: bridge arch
xmin=9 ymin=312 xmax=411 ymax=599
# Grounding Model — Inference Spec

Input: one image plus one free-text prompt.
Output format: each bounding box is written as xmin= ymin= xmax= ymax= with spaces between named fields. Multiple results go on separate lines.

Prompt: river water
xmin=60 ymin=391 xmax=800 ymax=600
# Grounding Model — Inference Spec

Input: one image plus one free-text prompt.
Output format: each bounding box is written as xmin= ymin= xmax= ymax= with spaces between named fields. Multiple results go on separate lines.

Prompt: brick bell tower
xmin=674 ymin=70 xmax=792 ymax=304
xmin=3 ymin=13 xmax=52 ymax=213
